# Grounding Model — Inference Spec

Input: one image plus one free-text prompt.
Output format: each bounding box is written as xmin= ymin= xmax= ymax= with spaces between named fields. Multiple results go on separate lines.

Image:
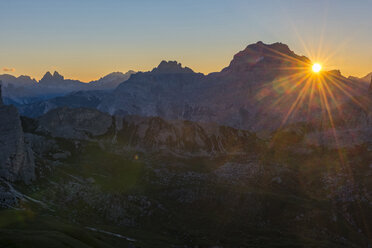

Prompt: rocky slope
xmin=4 ymin=105 xmax=369 ymax=247
xmin=34 ymin=107 xmax=259 ymax=155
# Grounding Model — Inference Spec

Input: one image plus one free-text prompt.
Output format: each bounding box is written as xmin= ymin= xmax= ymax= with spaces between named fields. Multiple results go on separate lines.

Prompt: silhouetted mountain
xmin=222 ymin=41 xmax=310 ymax=73
xmin=39 ymin=71 xmax=64 ymax=83
xmin=151 ymin=61 xmax=194 ymax=74
xmin=96 ymin=41 xmax=369 ymax=134
xmin=38 ymin=71 xmax=86 ymax=90
xmin=0 ymin=70 xmax=135 ymax=103
xmin=16 ymin=42 xmax=371 ymax=135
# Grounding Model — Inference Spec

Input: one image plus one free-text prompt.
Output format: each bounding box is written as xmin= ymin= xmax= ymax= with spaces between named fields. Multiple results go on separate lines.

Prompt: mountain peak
xmin=223 ymin=41 xmax=310 ymax=73
xmin=151 ymin=60 xmax=194 ymax=74
xmin=53 ymin=71 xmax=64 ymax=80
xmin=40 ymin=71 xmax=64 ymax=83
xmin=248 ymin=41 xmax=292 ymax=54
xmin=42 ymin=71 xmax=53 ymax=79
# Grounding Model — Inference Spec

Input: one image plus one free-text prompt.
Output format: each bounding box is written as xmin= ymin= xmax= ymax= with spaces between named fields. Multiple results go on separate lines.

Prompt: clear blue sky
xmin=1 ymin=0 xmax=371 ymax=81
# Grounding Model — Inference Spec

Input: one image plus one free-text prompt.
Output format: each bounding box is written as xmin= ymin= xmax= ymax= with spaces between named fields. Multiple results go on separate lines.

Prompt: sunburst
xmin=262 ymin=41 xmax=366 ymax=163
xmin=312 ymin=63 xmax=322 ymax=73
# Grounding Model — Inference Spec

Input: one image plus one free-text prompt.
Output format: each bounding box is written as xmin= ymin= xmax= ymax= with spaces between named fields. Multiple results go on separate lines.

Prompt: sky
xmin=1 ymin=0 xmax=371 ymax=82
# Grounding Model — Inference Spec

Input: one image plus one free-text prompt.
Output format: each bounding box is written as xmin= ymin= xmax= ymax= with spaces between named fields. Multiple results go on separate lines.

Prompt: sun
xmin=312 ymin=63 xmax=322 ymax=73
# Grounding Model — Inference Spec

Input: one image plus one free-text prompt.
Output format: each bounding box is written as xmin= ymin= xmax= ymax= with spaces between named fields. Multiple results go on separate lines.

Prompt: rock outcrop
xmin=35 ymin=107 xmax=259 ymax=155
xmin=116 ymin=115 xmax=259 ymax=154
xmin=0 ymin=82 xmax=35 ymax=183
xmin=37 ymin=107 xmax=113 ymax=140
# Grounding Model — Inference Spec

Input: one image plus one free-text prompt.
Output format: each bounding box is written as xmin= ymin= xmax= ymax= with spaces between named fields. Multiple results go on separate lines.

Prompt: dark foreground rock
xmin=0 ymin=83 xmax=35 ymax=183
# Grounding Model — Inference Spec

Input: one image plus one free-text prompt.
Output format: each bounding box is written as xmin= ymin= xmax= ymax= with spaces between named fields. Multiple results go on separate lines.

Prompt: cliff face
xmin=116 ymin=115 xmax=259 ymax=154
xmin=0 ymin=82 xmax=35 ymax=184
xmin=34 ymin=107 xmax=259 ymax=155
xmin=37 ymin=107 xmax=113 ymax=140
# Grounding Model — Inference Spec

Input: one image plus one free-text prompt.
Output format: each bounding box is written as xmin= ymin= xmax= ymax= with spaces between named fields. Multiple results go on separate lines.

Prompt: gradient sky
xmin=1 ymin=0 xmax=371 ymax=82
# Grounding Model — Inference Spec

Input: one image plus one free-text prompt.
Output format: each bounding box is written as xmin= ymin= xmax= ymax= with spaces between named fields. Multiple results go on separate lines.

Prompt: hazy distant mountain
xmin=38 ymin=71 xmax=85 ymax=89
xmin=0 ymin=75 xmax=40 ymax=104
xmin=17 ymin=90 xmax=109 ymax=118
xmin=89 ymin=71 xmax=135 ymax=89
xmin=0 ymin=74 xmax=37 ymax=87
xmin=0 ymin=70 xmax=136 ymax=104
xmin=349 ymin=72 xmax=372 ymax=83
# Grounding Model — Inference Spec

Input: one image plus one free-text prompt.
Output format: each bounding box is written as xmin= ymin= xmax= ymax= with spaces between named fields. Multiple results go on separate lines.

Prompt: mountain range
xmin=0 ymin=41 xmax=371 ymax=247
xmin=0 ymin=70 xmax=135 ymax=104
xmin=14 ymin=42 xmax=372 ymax=136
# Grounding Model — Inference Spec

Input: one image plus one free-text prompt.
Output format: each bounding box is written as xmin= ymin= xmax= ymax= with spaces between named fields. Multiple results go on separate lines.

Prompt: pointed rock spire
xmin=39 ymin=71 xmax=64 ymax=83
xmin=41 ymin=71 xmax=53 ymax=81
xmin=52 ymin=71 xmax=64 ymax=81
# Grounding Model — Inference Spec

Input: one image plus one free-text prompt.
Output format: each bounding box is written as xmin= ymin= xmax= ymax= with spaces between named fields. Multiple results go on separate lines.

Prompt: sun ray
xmin=269 ymin=73 xmax=311 ymax=108
xmin=324 ymin=74 xmax=365 ymax=109
xmin=306 ymin=77 xmax=317 ymax=119
xmin=280 ymin=75 xmax=313 ymax=126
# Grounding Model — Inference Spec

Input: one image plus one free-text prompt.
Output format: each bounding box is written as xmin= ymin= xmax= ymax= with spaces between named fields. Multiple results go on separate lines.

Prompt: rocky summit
xmin=151 ymin=60 xmax=195 ymax=74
